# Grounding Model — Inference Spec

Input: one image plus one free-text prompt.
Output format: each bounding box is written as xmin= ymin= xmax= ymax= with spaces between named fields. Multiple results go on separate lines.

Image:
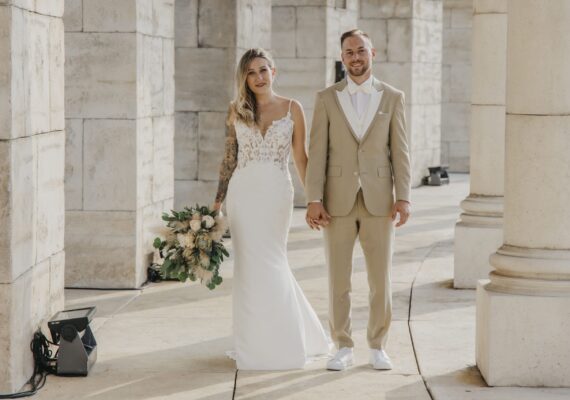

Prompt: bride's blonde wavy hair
xmin=229 ymin=48 xmax=275 ymax=126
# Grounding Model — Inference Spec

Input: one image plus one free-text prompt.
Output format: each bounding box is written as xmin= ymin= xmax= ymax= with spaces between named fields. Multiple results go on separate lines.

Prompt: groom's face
xmin=341 ymin=35 xmax=376 ymax=78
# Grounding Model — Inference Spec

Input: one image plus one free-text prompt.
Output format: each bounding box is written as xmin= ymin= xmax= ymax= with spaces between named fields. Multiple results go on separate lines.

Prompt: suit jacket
xmin=305 ymin=77 xmax=411 ymax=217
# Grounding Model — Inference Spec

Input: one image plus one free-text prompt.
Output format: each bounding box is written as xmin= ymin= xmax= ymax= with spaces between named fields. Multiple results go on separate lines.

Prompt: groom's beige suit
xmin=305 ymin=76 xmax=411 ymax=350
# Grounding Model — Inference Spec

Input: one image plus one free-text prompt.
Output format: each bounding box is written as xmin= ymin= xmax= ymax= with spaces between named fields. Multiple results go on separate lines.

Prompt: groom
xmin=305 ymin=29 xmax=411 ymax=371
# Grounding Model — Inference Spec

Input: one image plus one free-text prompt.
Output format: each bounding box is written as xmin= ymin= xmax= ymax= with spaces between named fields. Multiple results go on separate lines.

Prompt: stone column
xmin=359 ymin=0 xmax=443 ymax=186
xmin=175 ymin=0 xmax=271 ymax=208
xmin=441 ymin=0 xmax=472 ymax=172
xmin=0 ymin=0 xmax=65 ymax=393
xmin=272 ymin=0 xmax=358 ymax=205
xmin=477 ymin=0 xmax=570 ymax=386
xmin=64 ymin=0 xmax=175 ymax=288
xmin=453 ymin=0 xmax=506 ymax=288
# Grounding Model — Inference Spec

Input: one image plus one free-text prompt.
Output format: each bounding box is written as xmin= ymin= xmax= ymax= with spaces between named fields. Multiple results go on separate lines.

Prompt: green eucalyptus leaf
xmin=178 ymin=271 xmax=189 ymax=282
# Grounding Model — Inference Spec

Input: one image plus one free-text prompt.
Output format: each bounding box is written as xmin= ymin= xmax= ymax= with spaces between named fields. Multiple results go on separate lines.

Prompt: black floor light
xmin=422 ymin=165 xmax=450 ymax=186
xmin=47 ymin=307 xmax=98 ymax=376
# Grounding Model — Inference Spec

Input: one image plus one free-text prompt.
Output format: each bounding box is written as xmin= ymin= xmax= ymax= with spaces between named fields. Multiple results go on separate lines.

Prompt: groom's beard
xmin=346 ymin=61 xmax=370 ymax=77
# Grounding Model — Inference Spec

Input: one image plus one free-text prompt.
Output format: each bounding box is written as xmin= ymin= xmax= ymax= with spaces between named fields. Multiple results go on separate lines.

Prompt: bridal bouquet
xmin=153 ymin=205 xmax=229 ymax=290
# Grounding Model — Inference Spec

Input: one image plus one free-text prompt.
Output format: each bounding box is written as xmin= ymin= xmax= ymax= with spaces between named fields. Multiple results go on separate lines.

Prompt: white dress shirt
xmin=347 ymin=75 xmax=374 ymax=126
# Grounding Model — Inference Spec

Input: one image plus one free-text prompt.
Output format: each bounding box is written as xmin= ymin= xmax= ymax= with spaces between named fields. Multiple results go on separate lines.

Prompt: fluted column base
xmin=477 ymin=279 xmax=570 ymax=387
xmin=454 ymin=195 xmax=503 ymax=288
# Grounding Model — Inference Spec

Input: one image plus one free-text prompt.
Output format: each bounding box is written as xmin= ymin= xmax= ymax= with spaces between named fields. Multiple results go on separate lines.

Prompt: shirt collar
xmin=346 ymin=75 xmax=374 ymax=94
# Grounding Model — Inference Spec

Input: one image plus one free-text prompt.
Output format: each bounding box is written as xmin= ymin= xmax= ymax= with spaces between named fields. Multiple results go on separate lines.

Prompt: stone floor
xmin=34 ymin=174 xmax=570 ymax=399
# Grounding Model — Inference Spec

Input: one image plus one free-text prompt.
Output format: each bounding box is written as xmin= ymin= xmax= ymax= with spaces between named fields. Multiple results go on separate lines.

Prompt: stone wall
xmin=272 ymin=0 xmax=358 ymax=205
xmin=174 ymin=0 xmax=271 ymax=209
xmin=441 ymin=0 xmax=472 ymax=172
xmin=359 ymin=0 xmax=443 ymax=186
xmin=0 ymin=0 xmax=65 ymax=393
xmin=64 ymin=0 xmax=175 ymax=288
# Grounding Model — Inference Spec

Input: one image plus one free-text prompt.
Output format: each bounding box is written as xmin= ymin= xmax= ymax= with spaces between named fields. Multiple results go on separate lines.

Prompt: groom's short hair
xmin=340 ymin=29 xmax=372 ymax=48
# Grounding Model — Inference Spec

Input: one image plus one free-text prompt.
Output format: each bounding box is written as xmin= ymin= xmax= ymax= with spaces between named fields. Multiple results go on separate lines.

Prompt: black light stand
xmin=47 ymin=307 xmax=98 ymax=376
xmin=422 ymin=165 xmax=450 ymax=186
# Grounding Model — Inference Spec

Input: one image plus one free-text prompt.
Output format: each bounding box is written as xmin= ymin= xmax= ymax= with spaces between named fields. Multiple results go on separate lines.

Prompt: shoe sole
xmin=326 ymin=359 xmax=354 ymax=371
xmin=369 ymin=357 xmax=392 ymax=370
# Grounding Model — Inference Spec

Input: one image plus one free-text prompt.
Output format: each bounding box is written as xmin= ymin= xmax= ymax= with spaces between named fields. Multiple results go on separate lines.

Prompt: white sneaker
xmin=369 ymin=349 xmax=392 ymax=370
xmin=326 ymin=347 xmax=354 ymax=371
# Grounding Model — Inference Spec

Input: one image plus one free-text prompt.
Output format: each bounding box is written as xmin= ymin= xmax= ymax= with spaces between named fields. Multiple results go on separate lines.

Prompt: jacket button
xmin=353 ymin=172 xmax=358 ymax=176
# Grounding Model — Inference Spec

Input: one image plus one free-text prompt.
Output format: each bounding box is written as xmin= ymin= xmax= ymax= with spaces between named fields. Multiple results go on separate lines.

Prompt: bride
xmin=213 ymin=48 xmax=332 ymax=370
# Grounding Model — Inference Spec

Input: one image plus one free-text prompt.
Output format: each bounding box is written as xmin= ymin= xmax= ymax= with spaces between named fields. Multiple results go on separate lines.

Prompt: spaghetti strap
xmin=288 ymin=99 xmax=293 ymax=114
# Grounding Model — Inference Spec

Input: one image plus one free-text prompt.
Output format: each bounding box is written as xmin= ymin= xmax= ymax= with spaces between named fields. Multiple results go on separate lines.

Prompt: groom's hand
xmin=392 ymin=200 xmax=411 ymax=227
xmin=306 ymin=202 xmax=331 ymax=230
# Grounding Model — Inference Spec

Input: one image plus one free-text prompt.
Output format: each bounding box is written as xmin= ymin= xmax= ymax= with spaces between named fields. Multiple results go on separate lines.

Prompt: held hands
xmin=392 ymin=200 xmax=411 ymax=227
xmin=305 ymin=200 xmax=410 ymax=229
xmin=305 ymin=202 xmax=331 ymax=230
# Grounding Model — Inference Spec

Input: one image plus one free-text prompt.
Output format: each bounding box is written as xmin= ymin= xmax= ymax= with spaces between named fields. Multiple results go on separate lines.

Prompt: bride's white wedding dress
xmin=225 ymin=103 xmax=332 ymax=370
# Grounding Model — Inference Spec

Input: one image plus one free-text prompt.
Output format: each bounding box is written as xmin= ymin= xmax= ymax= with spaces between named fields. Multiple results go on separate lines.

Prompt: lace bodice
xmin=234 ymin=113 xmax=294 ymax=173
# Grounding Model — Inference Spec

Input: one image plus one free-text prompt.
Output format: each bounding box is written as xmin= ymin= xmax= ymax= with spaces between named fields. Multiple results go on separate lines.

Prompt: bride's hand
xmin=212 ymin=201 xmax=222 ymax=212
xmin=306 ymin=202 xmax=331 ymax=230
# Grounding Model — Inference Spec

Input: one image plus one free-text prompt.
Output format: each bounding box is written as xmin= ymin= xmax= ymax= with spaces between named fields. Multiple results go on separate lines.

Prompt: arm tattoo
xmin=215 ymin=123 xmax=238 ymax=203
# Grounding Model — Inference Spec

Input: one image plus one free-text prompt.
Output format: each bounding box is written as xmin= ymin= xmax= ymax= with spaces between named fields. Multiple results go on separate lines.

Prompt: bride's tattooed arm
xmin=215 ymin=123 xmax=238 ymax=204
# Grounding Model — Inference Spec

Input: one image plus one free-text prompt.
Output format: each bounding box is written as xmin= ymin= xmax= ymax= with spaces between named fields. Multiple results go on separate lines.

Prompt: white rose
xmin=177 ymin=232 xmax=195 ymax=248
xmin=190 ymin=220 xmax=202 ymax=232
xmin=186 ymin=232 xmax=196 ymax=248
xmin=202 ymin=215 xmax=215 ymax=229
xmin=210 ymin=230 xmax=223 ymax=242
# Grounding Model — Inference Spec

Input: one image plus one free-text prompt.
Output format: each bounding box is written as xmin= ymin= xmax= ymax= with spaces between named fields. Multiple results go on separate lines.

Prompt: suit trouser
xmin=324 ymin=189 xmax=394 ymax=350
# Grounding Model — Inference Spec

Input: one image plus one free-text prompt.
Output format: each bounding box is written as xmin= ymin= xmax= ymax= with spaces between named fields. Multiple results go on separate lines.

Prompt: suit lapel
xmin=360 ymin=79 xmax=387 ymax=144
xmin=333 ymin=80 xmax=361 ymax=143
xmin=336 ymin=90 xmax=362 ymax=140
xmin=361 ymin=89 xmax=383 ymax=134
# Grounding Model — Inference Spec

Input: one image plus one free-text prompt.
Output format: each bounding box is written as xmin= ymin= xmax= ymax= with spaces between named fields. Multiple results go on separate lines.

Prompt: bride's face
xmin=246 ymin=57 xmax=275 ymax=95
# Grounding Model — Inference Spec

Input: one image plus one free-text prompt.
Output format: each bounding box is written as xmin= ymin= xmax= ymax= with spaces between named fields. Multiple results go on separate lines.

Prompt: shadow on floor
xmin=40 ymin=337 xmax=237 ymax=400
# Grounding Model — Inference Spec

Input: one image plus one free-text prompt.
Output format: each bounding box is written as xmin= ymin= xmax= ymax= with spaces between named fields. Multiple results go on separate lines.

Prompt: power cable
xmin=0 ymin=331 xmax=57 ymax=399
